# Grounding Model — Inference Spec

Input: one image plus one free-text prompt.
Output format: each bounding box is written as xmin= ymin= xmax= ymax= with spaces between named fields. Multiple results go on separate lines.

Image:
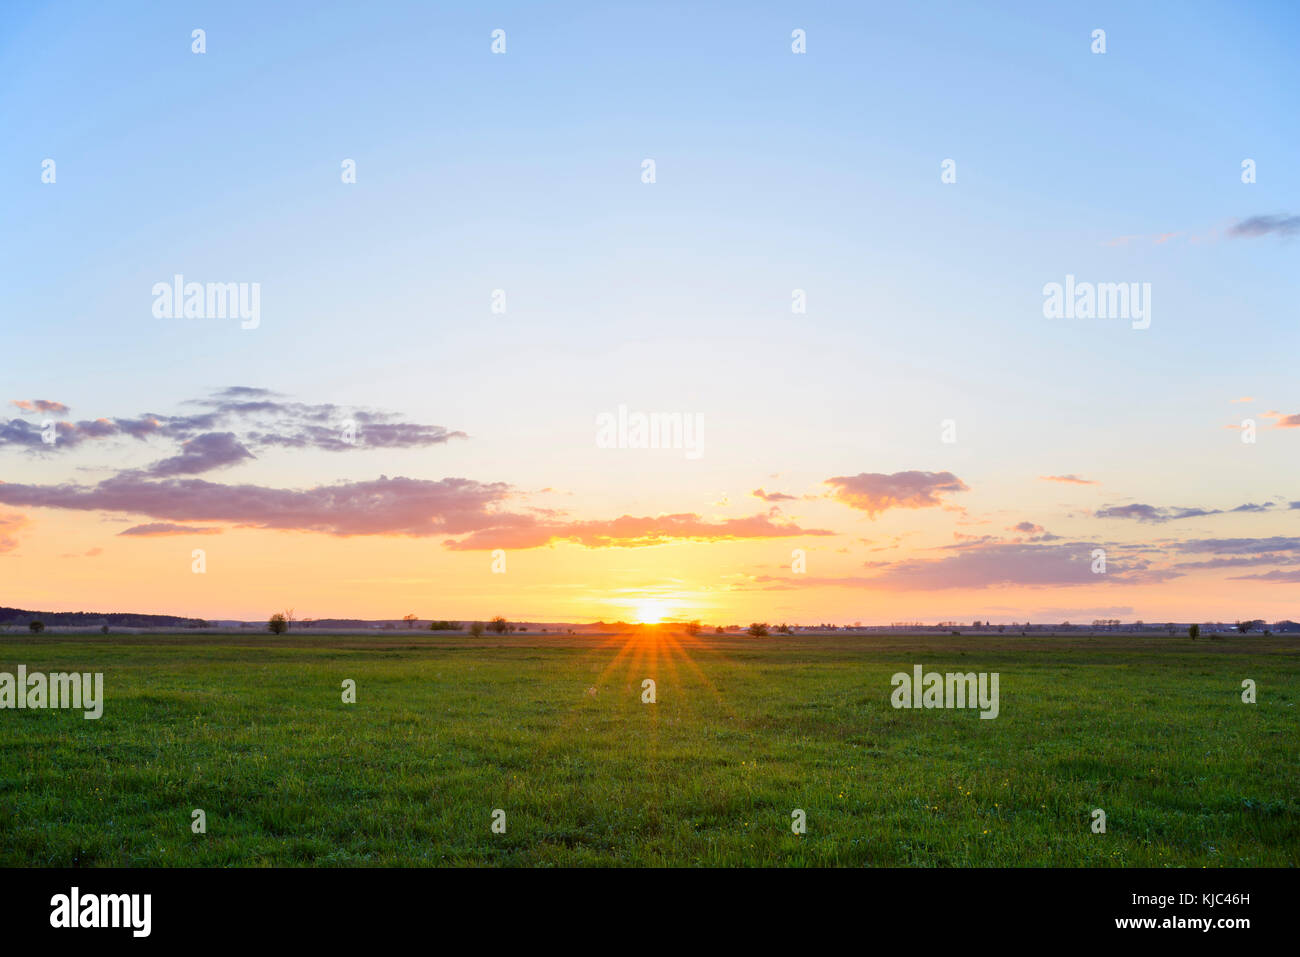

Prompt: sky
xmin=1 ymin=1 xmax=1297 ymax=625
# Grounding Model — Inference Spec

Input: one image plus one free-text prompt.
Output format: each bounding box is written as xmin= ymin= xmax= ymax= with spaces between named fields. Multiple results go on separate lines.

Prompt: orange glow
xmin=634 ymin=599 xmax=671 ymax=624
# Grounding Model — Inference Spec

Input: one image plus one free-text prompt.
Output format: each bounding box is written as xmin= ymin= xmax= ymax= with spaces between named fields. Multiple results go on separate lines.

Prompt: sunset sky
xmin=2 ymin=2 xmax=1297 ymax=624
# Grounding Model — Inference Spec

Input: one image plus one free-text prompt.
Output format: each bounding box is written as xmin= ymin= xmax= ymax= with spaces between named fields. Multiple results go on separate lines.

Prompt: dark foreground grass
xmin=1 ymin=630 xmax=1296 ymax=866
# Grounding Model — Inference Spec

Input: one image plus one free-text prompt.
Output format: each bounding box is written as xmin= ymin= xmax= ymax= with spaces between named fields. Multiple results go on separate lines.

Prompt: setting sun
xmin=634 ymin=599 xmax=671 ymax=624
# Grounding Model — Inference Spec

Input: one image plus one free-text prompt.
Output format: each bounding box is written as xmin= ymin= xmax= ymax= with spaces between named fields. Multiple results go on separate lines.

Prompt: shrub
xmin=489 ymin=617 xmax=509 ymax=635
xmin=428 ymin=620 xmax=459 ymax=631
xmin=469 ymin=622 xmax=485 ymax=637
xmin=747 ymin=622 xmax=769 ymax=637
xmin=28 ymin=621 xmax=44 ymax=634
xmin=1188 ymin=623 xmax=1199 ymax=639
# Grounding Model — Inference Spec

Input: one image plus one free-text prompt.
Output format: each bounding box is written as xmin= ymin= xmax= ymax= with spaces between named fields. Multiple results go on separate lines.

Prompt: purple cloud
xmin=1229 ymin=214 xmax=1300 ymax=239
xmin=147 ymin=432 xmax=254 ymax=476
xmin=826 ymin=470 xmax=968 ymax=516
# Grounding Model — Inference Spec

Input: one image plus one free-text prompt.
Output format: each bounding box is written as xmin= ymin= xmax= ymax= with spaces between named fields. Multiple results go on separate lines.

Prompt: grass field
xmin=1 ymin=630 xmax=1296 ymax=867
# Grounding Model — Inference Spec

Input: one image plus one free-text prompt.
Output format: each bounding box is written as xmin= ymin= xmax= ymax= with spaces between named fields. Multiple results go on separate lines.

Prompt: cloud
xmin=825 ymin=470 xmax=968 ymax=516
xmin=0 ymin=387 xmax=466 ymax=455
xmin=1262 ymin=410 xmax=1300 ymax=429
xmin=1175 ymin=555 xmax=1299 ymax=570
xmin=1227 ymin=569 xmax=1300 ymax=583
xmin=444 ymin=512 xmax=834 ymax=550
xmin=752 ymin=488 xmax=797 ymax=502
xmin=0 ymin=472 xmax=830 ymax=550
xmin=1095 ymin=502 xmax=1278 ymax=523
xmin=11 ymin=399 xmax=69 ymax=414
xmin=1039 ymin=474 xmax=1098 ymax=486
xmin=1009 ymin=521 xmax=1044 ymax=534
xmin=750 ymin=541 xmax=1177 ymax=591
xmin=0 ymin=474 xmax=518 ymax=537
xmin=0 ymin=512 xmax=30 ymax=553
xmin=146 ymin=432 xmax=255 ymax=476
xmin=1171 ymin=537 xmax=1300 ymax=554
xmin=1228 ymin=214 xmax=1300 ymax=239
xmin=119 ymin=523 xmax=224 ymax=537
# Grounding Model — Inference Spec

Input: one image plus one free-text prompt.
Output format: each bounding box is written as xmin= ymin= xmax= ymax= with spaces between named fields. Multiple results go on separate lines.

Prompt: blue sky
xmin=1 ymin=1 xmax=1297 ymax=622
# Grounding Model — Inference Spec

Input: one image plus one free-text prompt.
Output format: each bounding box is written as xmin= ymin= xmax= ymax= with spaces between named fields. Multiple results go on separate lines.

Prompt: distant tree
xmin=100 ymin=625 xmax=109 ymax=635
xmin=1188 ymin=623 xmax=1200 ymax=640
xmin=1236 ymin=619 xmax=1262 ymax=634
xmin=747 ymin=622 xmax=769 ymax=637
xmin=28 ymin=620 xmax=44 ymax=634
xmin=489 ymin=616 xmax=509 ymax=635
xmin=468 ymin=621 xmax=485 ymax=637
xmin=685 ymin=620 xmax=701 ymax=636
xmin=268 ymin=613 xmax=289 ymax=635
xmin=403 ymin=614 xmax=419 ymax=630
xmin=715 ymin=626 xmax=725 ymax=635
xmin=428 ymin=620 xmax=459 ymax=631
xmin=775 ymin=623 xmax=792 ymax=635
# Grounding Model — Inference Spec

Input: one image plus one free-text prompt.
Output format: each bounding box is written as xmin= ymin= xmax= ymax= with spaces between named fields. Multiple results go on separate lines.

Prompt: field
xmin=1 ymin=630 xmax=1297 ymax=867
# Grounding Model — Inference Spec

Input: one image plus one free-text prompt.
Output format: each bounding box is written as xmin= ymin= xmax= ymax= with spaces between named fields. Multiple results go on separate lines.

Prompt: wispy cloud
xmin=1262 ymin=410 xmax=1300 ymax=429
xmin=1228 ymin=214 xmax=1300 ymax=239
xmin=10 ymin=399 xmax=69 ymax=414
xmin=1095 ymin=501 xmax=1279 ymax=523
xmin=119 ymin=523 xmax=224 ymax=537
xmin=0 ymin=387 xmax=467 ymax=454
xmin=1228 ymin=569 xmax=1300 ymax=583
xmin=748 ymin=541 xmax=1176 ymax=591
xmin=444 ymin=512 xmax=834 ymax=550
xmin=1039 ymin=474 xmax=1098 ymax=486
xmin=0 ymin=512 xmax=30 ymax=554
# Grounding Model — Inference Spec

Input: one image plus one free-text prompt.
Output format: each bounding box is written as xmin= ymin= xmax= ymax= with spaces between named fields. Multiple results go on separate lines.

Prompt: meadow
xmin=1 ymin=630 xmax=1296 ymax=867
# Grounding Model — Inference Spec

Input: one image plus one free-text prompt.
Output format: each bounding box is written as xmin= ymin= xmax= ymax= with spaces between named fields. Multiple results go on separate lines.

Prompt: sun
xmin=634 ymin=599 xmax=671 ymax=624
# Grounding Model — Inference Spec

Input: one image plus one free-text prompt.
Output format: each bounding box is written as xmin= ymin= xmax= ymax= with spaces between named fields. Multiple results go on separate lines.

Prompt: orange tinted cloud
xmin=10 ymin=399 xmax=69 ymax=414
xmin=0 ymin=511 xmax=30 ymax=553
xmin=444 ymin=512 xmax=834 ymax=550
xmin=825 ymin=471 xmax=968 ymax=517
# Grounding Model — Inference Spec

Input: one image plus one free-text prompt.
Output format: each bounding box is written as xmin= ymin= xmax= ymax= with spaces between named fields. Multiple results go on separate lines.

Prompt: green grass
xmin=1 ymin=630 xmax=1296 ymax=866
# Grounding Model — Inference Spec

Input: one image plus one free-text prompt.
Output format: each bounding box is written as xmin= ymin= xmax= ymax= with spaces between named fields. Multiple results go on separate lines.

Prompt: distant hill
xmin=0 ymin=607 xmax=206 ymax=628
